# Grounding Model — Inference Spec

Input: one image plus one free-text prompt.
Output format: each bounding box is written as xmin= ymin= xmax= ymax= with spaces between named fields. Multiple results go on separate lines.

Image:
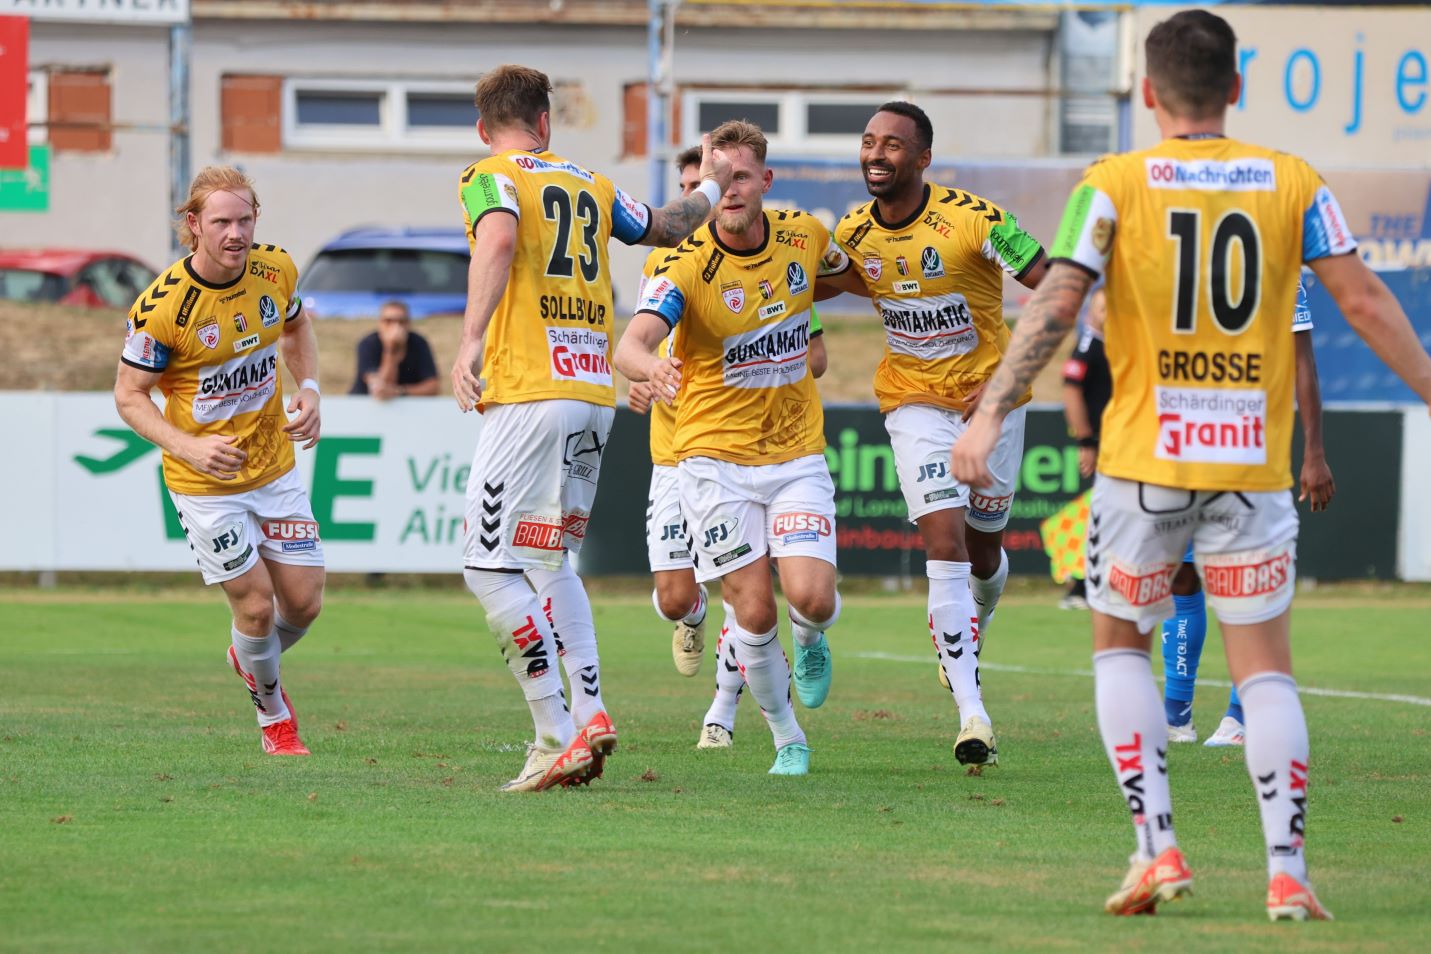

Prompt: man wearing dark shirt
xmin=1059 ymin=287 xmax=1110 ymax=609
xmin=349 ymin=300 xmax=439 ymax=398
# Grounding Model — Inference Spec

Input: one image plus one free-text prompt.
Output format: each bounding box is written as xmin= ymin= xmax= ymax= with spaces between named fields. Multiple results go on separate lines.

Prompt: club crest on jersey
xmin=233 ymin=312 xmax=248 ymax=334
xmin=787 ymin=262 xmax=809 ymax=295
xmin=198 ymin=319 xmax=220 ymax=350
xmin=258 ymin=294 xmax=279 ymax=328
xmin=721 ymin=281 xmax=745 ymax=313
xmin=863 ymin=255 xmax=883 ymax=281
xmin=758 ymin=279 xmax=774 ymax=300
xmin=895 ymin=256 xmax=909 ymax=276
xmin=921 ymin=246 xmax=945 ymax=278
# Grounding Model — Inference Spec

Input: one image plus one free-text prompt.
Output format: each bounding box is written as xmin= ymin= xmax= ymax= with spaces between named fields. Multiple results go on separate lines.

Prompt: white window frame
xmin=27 ymin=70 xmax=47 ymax=144
xmin=282 ymin=78 xmax=476 ymax=152
xmin=682 ymin=89 xmax=895 ymax=156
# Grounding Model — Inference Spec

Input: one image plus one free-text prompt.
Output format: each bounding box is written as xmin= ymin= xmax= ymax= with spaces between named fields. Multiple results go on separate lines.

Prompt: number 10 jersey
xmin=1049 ymin=137 xmax=1356 ymax=492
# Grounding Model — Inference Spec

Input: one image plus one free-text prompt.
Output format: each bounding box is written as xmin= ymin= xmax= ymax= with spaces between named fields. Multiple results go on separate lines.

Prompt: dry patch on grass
xmin=1 ymin=301 xmax=1073 ymax=405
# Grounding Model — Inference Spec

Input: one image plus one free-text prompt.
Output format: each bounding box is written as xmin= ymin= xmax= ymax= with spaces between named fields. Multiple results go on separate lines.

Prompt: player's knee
xmin=285 ymin=588 xmax=323 ymax=628
xmin=233 ymin=598 xmax=274 ymax=637
xmin=655 ymin=584 xmax=697 ymax=622
xmin=791 ymin=591 xmax=838 ymax=629
xmin=732 ymin=604 xmax=777 ymax=636
xmin=925 ymin=539 xmax=968 ymax=563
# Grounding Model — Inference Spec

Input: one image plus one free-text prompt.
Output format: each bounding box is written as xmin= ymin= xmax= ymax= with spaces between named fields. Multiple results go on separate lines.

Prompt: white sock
xmin=702 ymin=602 xmax=744 ymax=731
xmin=273 ymin=610 xmax=307 ymax=653
xmin=788 ymin=591 xmax=840 ymax=647
xmin=1240 ymin=671 xmax=1310 ymax=882
xmin=927 ymin=560 xmax=988 ymax=724
xmin=527 ymin=557 xmax=605 ymax=728
xmin=970 ymin=548 xmax=1009 ymax=644
xmin=230 ymin=625 xmax=290 ymax=726
xmin=726 ymin=615 xmax=804 ymax=750
xmin=1094 ymin=649 xmax=1177 ymax=861
xmin=683 ymin=584 xmax=708 ymax=626
xmin=463 ymin=568 xmax=573 ymax=749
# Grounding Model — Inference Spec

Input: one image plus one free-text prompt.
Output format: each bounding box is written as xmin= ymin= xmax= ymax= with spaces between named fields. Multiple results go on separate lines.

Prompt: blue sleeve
xmin=1302 ymin=186 xmax=1357 ymax=262
xmin=610 ymin=185 xmax=653 ymax=247
xmin=636 ymin=274 xmax=686 ymax=328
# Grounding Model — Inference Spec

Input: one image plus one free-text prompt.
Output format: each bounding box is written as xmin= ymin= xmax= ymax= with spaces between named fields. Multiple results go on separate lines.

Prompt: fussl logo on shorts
xmin=968 ymin=491 xmax=1013 ymax=517
xmin=1108 ymin=562 xmax=1178 ymax=607
xmin=772 ymin=512 xmax=831 ymax=544
xmin=262 ymin=519 xmax=319 ymax=552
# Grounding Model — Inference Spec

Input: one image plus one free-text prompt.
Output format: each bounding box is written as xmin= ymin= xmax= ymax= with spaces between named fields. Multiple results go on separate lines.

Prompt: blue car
xmin=298 ymin=227 xmax=470 ymax=319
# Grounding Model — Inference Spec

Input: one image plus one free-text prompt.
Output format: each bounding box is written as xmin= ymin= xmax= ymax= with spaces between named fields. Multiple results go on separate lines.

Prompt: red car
xmin=0 ymin=249 xmax=158 ymax=309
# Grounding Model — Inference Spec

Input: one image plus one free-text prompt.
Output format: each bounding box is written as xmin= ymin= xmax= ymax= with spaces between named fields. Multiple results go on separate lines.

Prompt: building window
xmin=281 ymin=79 xmax=476 ymax=151
xmin=47 ymin=69 xmax=111 ymax=153
xmin=682 ymin=90 xmax=892 ymax=155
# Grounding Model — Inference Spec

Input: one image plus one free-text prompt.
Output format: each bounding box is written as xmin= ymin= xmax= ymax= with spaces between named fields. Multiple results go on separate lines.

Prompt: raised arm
xmin=641 ymin=135 xmax=734 ymax=248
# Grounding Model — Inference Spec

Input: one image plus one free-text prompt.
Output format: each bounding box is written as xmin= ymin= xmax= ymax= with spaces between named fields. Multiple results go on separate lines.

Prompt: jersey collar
xmin=183 ymin=254 xmax=245 ymax=290
xmin=709 ymin=212 xmax=770 ymax=257
xmin=870 ymin=183 xmax=930 ymax=232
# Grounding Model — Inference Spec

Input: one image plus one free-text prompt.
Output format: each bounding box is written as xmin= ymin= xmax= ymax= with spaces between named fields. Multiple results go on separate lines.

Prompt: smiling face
xmin=715 ymin=144 xmax=773 ymax=237
xmin=188 ymin=188 xmax=257 ymax=279
xmin=860 ymin=110 xmax=930 ymax=201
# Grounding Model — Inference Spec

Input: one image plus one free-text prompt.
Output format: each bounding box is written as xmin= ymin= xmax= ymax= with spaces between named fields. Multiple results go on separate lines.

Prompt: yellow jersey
xmin=637 ymin=245 xmax=826 ymax=466
xmin=121 ymin=245 xmax=304 ymax=496
xmin=459 ymin=149 xmax=652 ymax=408
xmin=637 ymin=211 xmax=850 ymax=466
xmin=835 ymin=184 xmax=1044 ymax=414
xmin=1049 ymin=136 xmax=1356 ymax=491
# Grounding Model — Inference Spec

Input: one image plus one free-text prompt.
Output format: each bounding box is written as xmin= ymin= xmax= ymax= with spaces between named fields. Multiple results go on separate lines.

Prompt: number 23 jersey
xmin=1050 ymin=137 xmax=1355 ymax=492
xmin=459 ymin=149 xmax=651 ymax=408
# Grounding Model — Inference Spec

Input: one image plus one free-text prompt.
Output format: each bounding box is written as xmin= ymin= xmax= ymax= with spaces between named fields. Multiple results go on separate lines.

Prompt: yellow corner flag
xmin=1040 ymin=490 xmax=1092 ymax=584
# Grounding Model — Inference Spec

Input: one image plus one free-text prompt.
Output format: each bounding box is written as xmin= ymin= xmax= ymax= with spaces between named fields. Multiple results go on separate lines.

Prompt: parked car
xmin=0 ymin=249 xmax=158 ymax=309
xmin=298 ymin=227 xmax=471 ymax=319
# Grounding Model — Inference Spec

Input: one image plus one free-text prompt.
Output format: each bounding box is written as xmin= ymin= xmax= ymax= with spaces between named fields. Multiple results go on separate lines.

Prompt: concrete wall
xmin=5 ymin=17 xmax=1054 ymax=297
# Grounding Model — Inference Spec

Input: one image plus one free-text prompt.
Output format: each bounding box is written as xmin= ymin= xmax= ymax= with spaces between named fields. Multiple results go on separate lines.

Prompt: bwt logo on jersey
xmin=1145 ymin=158 xmax=1276 ymax=192
xmin=1108 ymin=561 xmax=1178 ymax=607
xmin=513 ymin=513 xmax=564 ymax=551
xmin=547 ymin=327 xmax=612 ymax=387
xmin=262 ymin=519 xmax=320 ymax=552
xmin=1155 ymin=387 xmax=1267 ymax=464
xmin=1203 ymin=551 xmax=1292 ymax=599
xmin=772 ymin=512 xmax=831 ymax=544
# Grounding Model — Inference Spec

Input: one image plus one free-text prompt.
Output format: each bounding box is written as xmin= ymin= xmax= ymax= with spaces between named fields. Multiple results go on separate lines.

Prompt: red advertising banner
xmin=0 ymin=16 xmax=27 ymax=170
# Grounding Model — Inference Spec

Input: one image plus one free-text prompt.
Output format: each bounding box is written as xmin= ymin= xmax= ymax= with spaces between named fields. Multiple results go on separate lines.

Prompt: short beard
xmin=718 ymin=206 xmax=760 ymax=235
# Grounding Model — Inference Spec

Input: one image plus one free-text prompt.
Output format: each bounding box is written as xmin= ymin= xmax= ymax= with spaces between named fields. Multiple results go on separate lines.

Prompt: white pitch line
xmin=852 ymin=651 xmax=1431 ymax=708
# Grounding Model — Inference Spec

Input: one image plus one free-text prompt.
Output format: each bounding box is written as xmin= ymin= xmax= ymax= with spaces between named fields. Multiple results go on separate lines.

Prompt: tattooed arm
xmin=951 ymin=261 xmax=1094 ymax=485
xmin=641 ymin=134 xmax=734 ymax=248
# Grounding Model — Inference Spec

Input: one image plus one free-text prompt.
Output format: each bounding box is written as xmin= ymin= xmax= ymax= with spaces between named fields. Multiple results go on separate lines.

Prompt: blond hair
xmin=474 ymin=65 xmax=553 ymax=133
xmin=709 ymin=120 xmax=767 ymax=164
xmin=174 ymin=166 xmax=259 ymax=251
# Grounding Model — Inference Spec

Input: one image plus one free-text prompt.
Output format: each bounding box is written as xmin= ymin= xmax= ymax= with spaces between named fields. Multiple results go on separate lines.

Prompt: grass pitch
xmin=2 ymin=585 xmax=1428 ymax=952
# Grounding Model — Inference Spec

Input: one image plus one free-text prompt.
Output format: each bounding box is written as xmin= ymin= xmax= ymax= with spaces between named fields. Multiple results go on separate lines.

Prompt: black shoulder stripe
xmin=846 ymin=220 xmax=873 ymax=249
xmin=175 ymin=286 xmax=201 ymax=328
xmin=701 ymin=249 xmax=725 ymax=284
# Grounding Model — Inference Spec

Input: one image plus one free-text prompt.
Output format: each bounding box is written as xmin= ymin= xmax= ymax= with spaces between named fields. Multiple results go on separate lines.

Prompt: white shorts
xmin=886 ymin=403 xmax=1026 ymax=530
xmin=1086 ymin=474 xmax=1300 ymax=633
xmin=169 ymin=467 xmax=324 ymax=586
xmin=647 ymin=464 xmax=694 ymax=572
xmin=679 ymin=454 xmax=837 ymax=584
xmin=463 ymin=399 xmax=614 ymax=572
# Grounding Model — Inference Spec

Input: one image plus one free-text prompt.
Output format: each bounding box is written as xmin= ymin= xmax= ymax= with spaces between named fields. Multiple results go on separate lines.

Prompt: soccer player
xmin=626 ymin=146 xmax=829 ymax=750
xmin=614 ymin=120 xmax=863 ymax=776
xmin=834 ymin=101 xmax=1048 ymax=767
xmin=451 ymin=66 xmax=733 ymax=792
xmin=1059 ymin=287 xmax=1111 ymax=610
xmin=1163 ymin=280 xmax=1336 ymax=747
xmin=114 ymin=165 xmax=324 ymax=756
xmin=951 ymin=9 xmax=1431 ymax=920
